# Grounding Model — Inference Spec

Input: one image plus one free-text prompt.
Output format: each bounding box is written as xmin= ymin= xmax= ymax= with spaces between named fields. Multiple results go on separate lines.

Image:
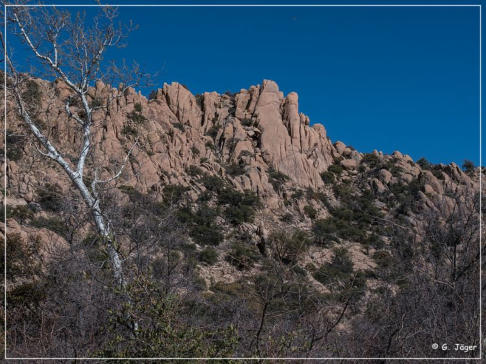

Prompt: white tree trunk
xmin=72 ymin=176 xmax=125 ymax=287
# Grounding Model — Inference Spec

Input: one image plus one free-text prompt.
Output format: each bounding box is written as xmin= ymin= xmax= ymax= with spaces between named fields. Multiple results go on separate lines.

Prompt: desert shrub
xmin=417 ymin=157 xmax=432 ymax=170
xmin=8 ymin=281 xmax=46 ymax=307
xmin=6 ymin=132 xmax=25 ymax=161
xmin=224 ymin=204 xmax=255 ymax=225
xmin=207 ymin=125 xmax=220 ymax=139
xmin=292 ymin=265 xmax=307 ymax=276
xmin=200 ymin=157 xmax=209 ymax=164
xmin=99 ymin=279 xmax=238 ymax=358
xmin=225 ymin=162 xmax=246 ymax=177
xmin=178 ymin=205 xmax=223 ymax=246
xmin=291 ymin=190 xmax=304 ymax=200
xmin=37 ymin=183 xmax=64 ymax=212
xmin=361 ymin=153 xmax=381 ymax=169
xmin=333 ymin=183 xmax=354 ymax=202
xmin=6 ymin=205 xmax=34 ymax=223
xmin=127 ymin=109 xmax=147 ymax=125
xmin=313 ymin=247 xmax=354 ymax=290
xmin=462 ymin=159 xmax=475 ymax=174
xmin=432 ymin=168 xmax=445 ymax=180
xmin=240 ymin=118 xmax=254 ymax=127
xmin=218 ymin=188 xmax=260 ymax=225
xmin=312 ymin=218 xmax=338 ymax=245
xmin=218 ymin=188 xmax=259 ymax=207
xmin=337 ymin=270 xmax=367 ymax=303
xmin=303 ymin=205 xmax=317 ymax=219
xmin=268 ymin=167 xmax=289 ymax=192
xmin=328 ymin=164 xmax=343 ymax=176
xmin=122 ymin=124 xmax=138 ymax=136
xmin=269 ymin=229 xmax=310 ymax=265
xmin=191 ymin=146 xmax=200 ymax=156
xmin=225 ymin=242 xmax=260 ymax=270
xmin=320 ymin=171 xmax=335 ymax=184
xmin=280 ymin=213 xmax=294 ymax=223
xmin=163 ymin=184 xmax=189 ymax=204
xmin=199 ymin=247 xmax=218 ymax=265
xmin=134 ymin=102 xmax=143 ymax=113
xmin=90 ymin=97 xmax=104 ymax=108
xmin=173 ymin=122 xmax=185 ymax=132
xmin=118 ymin=185 xmax=143 ymax=202
xmin=364 ymin=232 xmax=385 ymax=250
xmin=3 ymin=233 xmax=42 ymax=280
xmin=31 ymin=216 xmax=67 ymax=237
xmin=186 ymin=165 xmax=204 ymax=177
xmin=205 ymin=141 xmax=215 ymax=150
xmin=197 ymin=191 xmax=212 ymax=203
xmin=22 ymin=79 xmax=41 ymax=112
xmin=199 ymin=174 xmax=226 ymax=193
xmin=393 ymin=176 xmax=425 ymax=215
xmin=372 ymin=250 xmax=394 ymax=268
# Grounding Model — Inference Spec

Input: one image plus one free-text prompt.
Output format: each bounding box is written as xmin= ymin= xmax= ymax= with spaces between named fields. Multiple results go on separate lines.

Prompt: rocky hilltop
xmin=3 ymin=77 xmax=481 ymax=358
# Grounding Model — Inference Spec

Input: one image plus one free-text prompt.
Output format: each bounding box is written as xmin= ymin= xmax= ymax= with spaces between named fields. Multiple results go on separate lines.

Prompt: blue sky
xmin=8 ymin=1 xmax=481 ymax=166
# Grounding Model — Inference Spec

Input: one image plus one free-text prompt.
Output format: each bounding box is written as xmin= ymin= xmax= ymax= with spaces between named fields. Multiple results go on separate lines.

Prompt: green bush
xmin=313 ymin=247 xmax=354 ymax=290
xmin=22 ymin=80 xmax=41 ymax=112
xmin=191 ymin=146 xmax=200 ymax=156
xmin=37 ymin=183 xmax=63 ymax=212
xmin=98 ymin=278 xmax=238 ymax=358
xmin=199 ymin=247 xmax=218 ymax=265
xmin=372 ymin=250 xmax=393 ymax=268
xmin=163 ymin=184 xmax=189 ymax=204
xmin=280 ymin=213 xmax=294 ymax=223
xmin=225 ymin=242 xmax=260 ymax=270
xmin=225 ymin=162 xmax=246 ymax=177
xmin=173 ymin=122 xmax=185 ymax=132
xmin=118 ymin=185 xmax=143 ymax=202
xmin=6 ymin=132 xmax=25 ymax=161
xmin=127 ymin=109 xmax=147 ymax=125
xmin=291 ymin=190 xmax=304 ymax=200
xmin=122 ymin=124 xmax=138 ymax=136
xmin=417 ymin=157 xmax=432 ymax=170
xmin=328 ymin=164 xmax=343 ymax=176
xmin=218 ymin=188 xmax=260 ymax=225
xmin=134 ymin=102 xmax=143 ymax=113
xmin=320 ymin=171 xmax=335 ymax=184
xmin=205 ymin=141 xmax=215 ymax=150
xmin=6 ymin=205 xmax=34 ymax=223
xmin=303 ymin=205 xmax=317 ymax=219
xmin=177 ymin=205 xmax=223 ymax=246
xmin=207 ymin=125 xmax=220 ymax=139
xmin=31 ymin=216 xmax=67 ymax=237
xmin=268 ymin=167 xmax=290 ymax=192
xmin=199 ymin=174 xmax=226 ymax=193
xmin=270 ymin=229 xmax=310 ymax=265
xmin=240 ymin=118 xmax=254 ymax=127
xmin=462 ymin=159 xmax=475 ymax=174
xmin=90 ymin=97 xmax=104 ymax=109
xmin=186 ymin=165 xmax=204 ymax=177
xmin=361 ymin=153 xmax=381 ymax=169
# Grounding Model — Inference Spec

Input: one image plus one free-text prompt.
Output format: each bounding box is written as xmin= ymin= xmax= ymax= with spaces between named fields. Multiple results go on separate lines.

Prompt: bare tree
xmin=2 ymin=3 xmax=147 ymax=290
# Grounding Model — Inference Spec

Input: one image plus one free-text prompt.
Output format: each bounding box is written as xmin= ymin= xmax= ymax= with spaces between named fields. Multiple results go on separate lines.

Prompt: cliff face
xmin=7 ymin=77 xmax=475 ymax=205
xmin=3 ymin=77 xmax=479 ymax=282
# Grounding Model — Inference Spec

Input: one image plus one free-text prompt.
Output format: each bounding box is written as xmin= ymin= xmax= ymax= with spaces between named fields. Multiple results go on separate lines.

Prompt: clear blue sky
xmin=8 ymin=1 xmax=482 ymax=166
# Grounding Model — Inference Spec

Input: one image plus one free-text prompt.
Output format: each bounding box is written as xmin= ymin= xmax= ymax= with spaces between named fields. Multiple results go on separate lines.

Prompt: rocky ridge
xmin=3 ymin=77 xmax=479 ymax=289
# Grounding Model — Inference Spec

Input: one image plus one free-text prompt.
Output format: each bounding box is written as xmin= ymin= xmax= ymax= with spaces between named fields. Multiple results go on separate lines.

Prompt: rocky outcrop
xmin=3 ymin=77 xmax=480 ymax=226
